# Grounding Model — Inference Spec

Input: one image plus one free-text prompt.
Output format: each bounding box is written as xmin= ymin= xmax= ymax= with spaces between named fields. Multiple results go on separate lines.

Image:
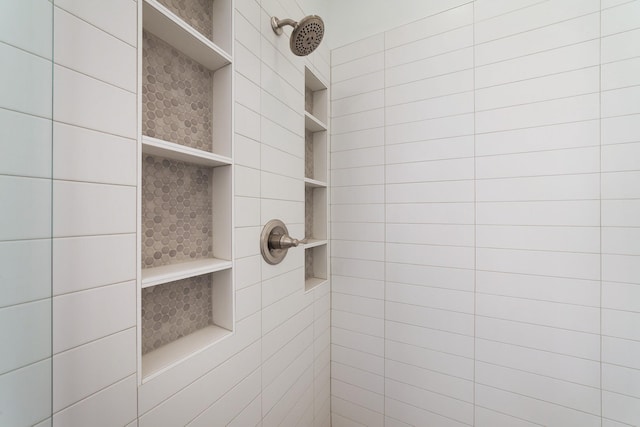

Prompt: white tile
xmin=0 ymin=43 xmax=52 ymax=118
xmin=602 ymin=57 xmax=640 ymax=90
xmin=331 ymin=240 xmax=384 ymax=262
xmin=332 ymin=309 xmax=383 ymax=338
xmin=53 ymin=234 xmax=135 ymax=295
xmin=332 ymin=362 xmax=384 ymax=395
xmin=331 ymin=147 xmax=384 ymax=169
xmin=603 ymin=363 xmax=640 ymax=398
xmin=386 ymin=282 xmax=474 ymax=314
xmin=0 ymin=239 xmax=51 ymax=307
xmin=477 ymin=247 xmax=600 ymax=280
xmin=235 ymin=196 xmax=260 ymax=227
xmin=331 ymin=203 xmax=384 ymax=223
xmin=332 ymin=328 xmax=384 ymax=357
xmin=53 ymin=328 xmax=136 ymax=412
xmin=386 ymin=70 xmax=474 ymax=106
xmin=262 ymin=325 xmax=313 ymax=387
xmin=263 ymin=366 xmax=314 ymax=427
xmin=603 ymin=254 xmax=640 ymax=284
xmin=477 ymin=270 xmax=600 ymax=307
xmin=235 ymin=165 xmax=260 ymax=198
xmin=602 ymin=114 xmax=640 ymax=145
xmin=475 ymin=406 xmax=540 ymax=427
xmin=331 ymin=276 xmax=384 ymax=300
xmin=53 ymin=123 xmax=136 ymax=185
xmin=0 ymin=360 xmax=51 ymax=427
xmin=603 ymin=336 xmax=640 ymax=370
xmin=332 ymin=222 xmax=384 ymax=242
xmin=476 ymin=361 xmax=601 ymax=415
xmin=53 ymin=281 xmax=135 ymax=353
xmin=332 ymin=108 xmax=384 ymax=135
xmin=386 ymin=136 xmax=474 ymax=163
xmin=227 ymin=395 xmax=261 ymax=427
xmin=603 ymin=171 xmax=640 ymax=199
xmin=602 ymin=85 xmax=640 ymax=118
xmin=476 ymin=339 xmax=600 ymax=388
xmin=331 ymin=258 xmax=384 ymax=281
xmin=387 ymin=223 xmax=474 ymax=247
xmin=235 ymin=72 xmax=261 ymax=113
xmin=475 ymin=0 xmax=599 ymax=44
xmin=260 ymin=171 xmax=303 ymax=201
xmin=332 ymin=34 xmax=384 ymax=66
xmin=261 ymin=63 xmax=303 ymax=112
xmin=386 ymin=113 xmax=474 ymax=145
xmin=476 ymin=39 xmax=600 ymax=88
xmin=476 ymin=200 xmax=600 ymax=226
xmin=234 ymin=134 xmax=260 ymax=168
xmin=52 ymin=375 xmax=136 ymax=427
xmin=53 ymin=181 xmax=136 ymax=237
xmin=0 ymin=300 xmax=51 ymax=375
xmin=0 ymin=0 xmax=52 ymax=58
xmin=332 ymin=90 xmax=384 ymax=117
xmin=602 ymin=227 xmax=640 ymax=256
xmin=331 ymin=344 xmax=384 ymax=376
xmin=260 ymin=199 xmax=304 ymax=226
xmin=476 ymin=225 xmax=600 ymax=253
xmin=235 ymin=226 xmax=260 ymax=258
xmin=386 ymin=319 xmax=474 ymax=359
xmin=234 ymin=255 xmax=261 ymax=289
xmin=262 ymin=116 xmax=304 ymax=158
xmin=475 ymin=0 xmax=568 ymax=24
xmin=385 ymin=379 xmax=473 ymax=425
xmin=386 ymin=47 xmax=473 ymax=88
xmin=475 ymin=383 xmax=601 ymax=427
xmin=235 ymin=11 xmax=261 ymax=56
xmin=603 ymin=200 xmax=640 ymax=227
xmin=476 ymin=316 xmax=600 ymax=361
xmin=0 ymin=108 xmax=52 ymax=178
xmin=387 ymin=243 xmax=475 ymax=270
xmin=235 ymin=103 xmax=261 ymax=141
xmin=234 ymin=42 xmax=260 ymax=85
xmin=262 ymin=289 xmax=313 ymax=335
xmin=476 ymin=120 xmax=600 ymax=156
xmin=602 ymin=391 xmax=640 ymax=426
xmin=54 ymin=7 xmax=136 ymax=92
xmin=332 ymin=53 xmax=384 ymax=84
xmin=385 ymin=396 xmax=469 ymax=427
xmin=0 ymin=176 xmax=51 ymax=240
xmin=386 ymin=180 xmax=474 ymax=203
xmin=54 ymin=65 xmax=135 ymax=138
xmin=385 ymin=340 xmax=474 ymax=380
xmin=331 ymin=166 xmax=384 ymax=187
xmin=603 ymin=142 xmax=640 ymax=172
xmin=476 ymin=67 xmax=599 ymax=112
xmin=385 ymin=4 xmax=473 ymax=49
xmin=261 ymin=91 xmax=302 ymax=136
xmin=475 ymin=13 xmax=600 ymax=66
xmin=602 ymin=309 xmax=640 ymax=341
xmin=332 ymin=293 xmax=384 ymax=319
xmin=54 ymin=0 xmax=137 ymax=46
xmin=602 ymin=28 xmax=640 ymax=63
xmin=332 ymin=379 xmax=383 ymax=414
xmin=386 ymin=92 xmax=474 ymax=126
xmin=331 ymin=396 xmax=383 ymax=427
xmin=386 ymin=301 xmax=474 ymax=336
xmin=331 ymin=127 xmax=384 ymax=152
xmin=331 ymin=185 xmax=384 ymax=205
xmin=602 ymin=0 xmax=640 ymax=36
xmin=386 ymin=26 xmax=473 ymax=68
xmin=476 ymin=93 xmax=599 ymax=133
xmin=386 ymin=158 xmax=474 ymax=183
xmin=387 ymin=202 xmax=473 ymax=225
xmin=476 ymin=173 xmax=600 ymax=202
xmin=331 ymin=71 xmax=384 ymax=100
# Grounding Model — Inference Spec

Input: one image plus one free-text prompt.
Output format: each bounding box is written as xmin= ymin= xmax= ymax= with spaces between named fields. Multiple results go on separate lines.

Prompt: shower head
xmin=271 ymin=15 xmax=325 ymax=56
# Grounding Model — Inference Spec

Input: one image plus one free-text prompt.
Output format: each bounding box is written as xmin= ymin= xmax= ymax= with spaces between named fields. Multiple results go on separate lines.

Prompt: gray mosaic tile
xmin=305 ymin=86 xmax=314 ymax=115
xmin=142 ymin=155 xmax=212 ymax=268
xmin=305 ymin=248 xmax=314 ymax=280
xmin=156 ymin=0 xmax=213 ymax=40
xmin=142 ymin=31 xmax=213 ymax=152
xmin=141 ymin=273 xmax=212 ymax=354
xmin=305 ymin=186 xmax=313 ymax=239
xmin=305 ymin=129 xmax=314 ymax=179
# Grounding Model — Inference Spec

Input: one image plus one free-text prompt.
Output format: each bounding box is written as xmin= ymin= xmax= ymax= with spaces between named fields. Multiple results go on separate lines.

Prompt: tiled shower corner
xmin=156 ymin=0 xmax=213 ymax=41
xmin=142 ymin=31 xmax=213 ymax=152
xmin=141 ymin=155 xmax=213 ymax=268
xmin=141 ymin=273 xmax=212 ymax=353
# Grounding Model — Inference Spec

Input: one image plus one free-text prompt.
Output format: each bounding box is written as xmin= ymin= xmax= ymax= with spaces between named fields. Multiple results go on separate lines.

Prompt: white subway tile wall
xmin=331 ymin=1 xmax=640 ymax=426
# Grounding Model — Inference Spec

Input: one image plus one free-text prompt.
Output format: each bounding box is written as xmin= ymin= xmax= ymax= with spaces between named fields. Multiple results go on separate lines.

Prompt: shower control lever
xmin=261 ymin=219 xmax=306 ymax=265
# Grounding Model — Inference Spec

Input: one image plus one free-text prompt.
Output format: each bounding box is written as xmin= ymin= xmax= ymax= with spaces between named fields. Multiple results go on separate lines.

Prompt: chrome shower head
xmin=271 ymin=15 xmax=325 ymax=56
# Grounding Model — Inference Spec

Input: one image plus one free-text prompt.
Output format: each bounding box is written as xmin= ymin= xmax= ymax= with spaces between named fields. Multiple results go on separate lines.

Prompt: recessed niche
xmin=141 ymin=154 xmax=212 ymax=269
xmin=156 ymin=0 xmax=213 ymax=41
xmin=305 ymin=245 xmax=327 ymax=291
xmin=142 ymin=31 xmax=213 ymax=152
xmin=305 ymin=186 xmax=327 ymax=241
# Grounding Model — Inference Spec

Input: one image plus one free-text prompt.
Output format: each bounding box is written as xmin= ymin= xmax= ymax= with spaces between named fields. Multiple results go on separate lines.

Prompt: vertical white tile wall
xmin=331 ymin=1 xmax=640 ymax=426
xmin=50 ymin=0 xmax=138 ymax=425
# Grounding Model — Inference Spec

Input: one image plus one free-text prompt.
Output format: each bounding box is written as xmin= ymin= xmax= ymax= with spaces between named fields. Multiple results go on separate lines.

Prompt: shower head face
xmin=290 ymin=15 xmax=324 ymax=56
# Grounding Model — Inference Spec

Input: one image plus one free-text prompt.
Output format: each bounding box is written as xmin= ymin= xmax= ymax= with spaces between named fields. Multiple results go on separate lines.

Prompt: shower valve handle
xmin=269 ymin=234 xmax=307 ymax=250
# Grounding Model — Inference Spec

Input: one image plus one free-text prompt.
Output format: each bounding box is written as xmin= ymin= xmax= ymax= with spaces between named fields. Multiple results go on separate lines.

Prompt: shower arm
xmin=271 ymin=17 xmax=297 ymax=35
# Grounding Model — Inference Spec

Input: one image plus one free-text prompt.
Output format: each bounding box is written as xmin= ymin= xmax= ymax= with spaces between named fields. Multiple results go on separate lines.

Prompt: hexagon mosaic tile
xmin=305 ymin=248 xmax=314 ymax=280
xmin=157 ymin=0 xmax=213 ymax=41
xmin=142 ymin=155 xmax=212 ymax=268
xmin=305 ymin=129 xmax=314 ymax=178
xmin=141 ymin=274 xmax=212 ymax=354
xmin=142 ymin=31 xmax=213 ymax=152
xmin=305 ymin=186 xmax=314 ymax=239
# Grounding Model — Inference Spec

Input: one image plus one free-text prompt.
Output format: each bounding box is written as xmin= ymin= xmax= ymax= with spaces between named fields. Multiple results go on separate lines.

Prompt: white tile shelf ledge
xmin=141 ymin=258 xmax=232 ymax=288
xmin=305 ymin=277 xmax=327 ymax=291
xmin=303 ymin=239 xmax=327 ymax=249
xmin=142 ymin=136 xmax=232 ymax=167
xmin=142 ymin=324 xmax=232 ymax=381
xmin=305 ymin=111 xmax=327 ymax=132
xmin=304 ymin=177 xmax=327 ymax=188
xmin=143 ymin=0 xmax=231 ymax=71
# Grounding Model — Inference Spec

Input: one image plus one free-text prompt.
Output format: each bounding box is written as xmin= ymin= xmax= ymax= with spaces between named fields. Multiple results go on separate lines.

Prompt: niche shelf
xmin=304 ymin=67 xmax=329 ymax=291
xmin=138 ymin=0 xmax=233 ymax=382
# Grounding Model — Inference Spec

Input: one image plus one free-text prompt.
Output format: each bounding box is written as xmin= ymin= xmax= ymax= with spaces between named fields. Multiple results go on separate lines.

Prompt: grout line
xmin=599 ymin=3 xmax=604 ymax=425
